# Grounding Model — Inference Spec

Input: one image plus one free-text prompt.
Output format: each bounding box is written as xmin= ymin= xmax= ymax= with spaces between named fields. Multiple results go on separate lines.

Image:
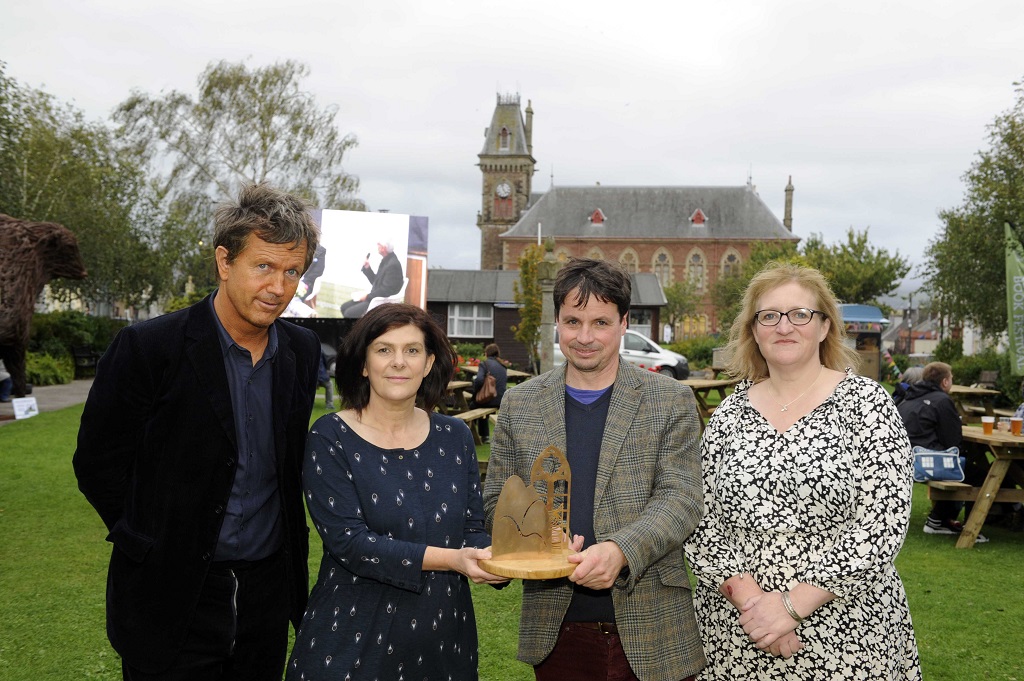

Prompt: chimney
xmin=784 ymin=175 xmax=794 ymax=231
xmin=525 ymin=100 xmax=534 ymax=156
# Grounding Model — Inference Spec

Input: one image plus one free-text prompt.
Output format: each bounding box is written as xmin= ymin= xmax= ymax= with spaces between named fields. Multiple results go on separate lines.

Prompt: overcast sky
xmin=6 ymin=0 xmax=1024 ymax=302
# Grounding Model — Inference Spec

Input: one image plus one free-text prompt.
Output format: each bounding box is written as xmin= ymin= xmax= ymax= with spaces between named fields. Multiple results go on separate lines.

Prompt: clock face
xmin=496 ymin=182 xmax=512 ymax=198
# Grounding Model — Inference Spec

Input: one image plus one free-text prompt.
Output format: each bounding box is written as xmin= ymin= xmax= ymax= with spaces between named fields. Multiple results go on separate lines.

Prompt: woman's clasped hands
xmin=738 ymin=592 xmax=804 ymax=659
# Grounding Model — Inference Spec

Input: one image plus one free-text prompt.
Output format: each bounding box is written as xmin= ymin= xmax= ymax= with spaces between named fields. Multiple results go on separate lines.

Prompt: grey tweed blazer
xmin=483 ymin=359 xmax=707 ymax=681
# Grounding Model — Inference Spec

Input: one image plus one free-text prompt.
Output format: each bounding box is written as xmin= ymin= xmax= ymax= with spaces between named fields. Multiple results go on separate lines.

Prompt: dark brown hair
xmin=213 ymin=182 xmax=320 ymax=270
xmin=553 ymin=257 xmax=632 ymax=319
xmin=337 ymin=304 xmax=456 ymax=413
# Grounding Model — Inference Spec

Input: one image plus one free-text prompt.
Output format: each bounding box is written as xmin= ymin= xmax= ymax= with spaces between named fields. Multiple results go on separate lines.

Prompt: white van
xmin=553 ymin=328 xmax=690 ymax=379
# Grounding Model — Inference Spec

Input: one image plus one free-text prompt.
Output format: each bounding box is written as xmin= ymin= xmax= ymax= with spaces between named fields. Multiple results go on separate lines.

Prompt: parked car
xmin=554 ymin=328 xmax=690 ymax=379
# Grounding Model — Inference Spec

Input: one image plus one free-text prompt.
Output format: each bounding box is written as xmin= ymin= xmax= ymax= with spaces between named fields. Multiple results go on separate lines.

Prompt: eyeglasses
xmin=754 ymin=308 xmax=826 ymax=327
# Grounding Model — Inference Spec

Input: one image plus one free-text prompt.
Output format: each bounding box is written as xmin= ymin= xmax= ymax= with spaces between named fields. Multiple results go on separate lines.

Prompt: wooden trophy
xmin=480 ymin=445 xmax=574 ymax=579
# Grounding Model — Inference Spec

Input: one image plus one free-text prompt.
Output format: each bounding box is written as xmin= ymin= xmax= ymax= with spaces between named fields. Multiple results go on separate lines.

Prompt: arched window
xmin=681 ymin=314 xmax=708 ymax=338
xmin=555 ymin=247 xmax=572 ymax=263
xmin=499 ymin=127 xmax=510 ymax=150
xmin=721 ymin=251 xmax=740 ymax=278
xmin=687 ymin=250 xmax=706 ymax=292
xmin=653 ymin=250 xmax=673 ymax=287
xmin=619 ymin=249 xmax=639 ymax=274
xmin=587 ymin=246 xmax=605 ymax=261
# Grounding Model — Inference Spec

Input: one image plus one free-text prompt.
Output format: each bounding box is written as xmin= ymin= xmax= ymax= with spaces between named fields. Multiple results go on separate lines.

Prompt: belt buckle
xmin=598 ymin=621 xmax=615 ymax=635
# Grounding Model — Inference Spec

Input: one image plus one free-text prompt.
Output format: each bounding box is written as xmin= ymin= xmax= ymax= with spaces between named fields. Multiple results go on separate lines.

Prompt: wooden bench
xmin=72 ymin=345 xmax=100 ymax=378
xmin=963 ymin=405 xmax=1015 ymax=418
xmin=478 ymin=459 xmax=488 ymax=482
xmin=976 ymin=370 xmax=999 ymax=389
xmin=927 ymin=479 xmax=1024 ymax=503
xmin=453 ymin=407 xmax=498 ymax=445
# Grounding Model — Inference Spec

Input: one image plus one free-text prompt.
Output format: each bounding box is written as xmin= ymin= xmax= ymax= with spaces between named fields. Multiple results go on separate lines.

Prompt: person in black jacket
xmin=74 ymin=183 xmax=322 ymax=680
xmin=896 ymin=361 xmax=986 ymax=541
xmin=469 ymin=343 xmax=507 ymax=443
xmin=341 ymin=241 xmax=404 ymax=318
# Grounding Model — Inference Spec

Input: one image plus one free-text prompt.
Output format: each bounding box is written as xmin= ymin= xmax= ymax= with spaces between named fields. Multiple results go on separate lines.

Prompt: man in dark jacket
xmin=74 ymin=183 xmax=322 ymax=680
xmin=897 ymin=361 xmax=986 ymax=541
xmin=340 ymin=241 xmax=404 ymax=318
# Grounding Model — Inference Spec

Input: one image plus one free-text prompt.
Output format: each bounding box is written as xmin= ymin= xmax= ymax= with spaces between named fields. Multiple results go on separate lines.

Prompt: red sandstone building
xmin=474 ymin=94 xmax=800 ymax=336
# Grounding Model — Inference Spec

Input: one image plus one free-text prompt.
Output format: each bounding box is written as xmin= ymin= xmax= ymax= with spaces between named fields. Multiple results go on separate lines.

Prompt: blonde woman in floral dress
xmin=685 ymin=263 xmax=921 ymax=680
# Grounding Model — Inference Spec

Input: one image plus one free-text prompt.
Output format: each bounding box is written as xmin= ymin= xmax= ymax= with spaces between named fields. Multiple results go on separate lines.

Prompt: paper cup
xmin=982 ymin=415 xmax=995 ymax=434
xmin=1012 ymin=417 xmax=1023 ymax=436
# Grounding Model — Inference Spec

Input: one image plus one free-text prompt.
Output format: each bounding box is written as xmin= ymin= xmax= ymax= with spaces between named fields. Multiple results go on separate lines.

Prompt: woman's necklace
xmin=767 ymin=364 xmax=825 ymax=412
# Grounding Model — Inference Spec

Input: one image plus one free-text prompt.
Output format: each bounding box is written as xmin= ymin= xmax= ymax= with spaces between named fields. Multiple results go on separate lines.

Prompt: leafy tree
xmin=115 ymin=59 xmax=364 ymax=211
xmin=512 ymin=244 xmax=545 ymax=372
xmin=802 ymin=228 xmax=909 ymax=304
xmin=114 ymin=59 xmax=365 ymax=295
xmin=0 ymin=63 xmax=166 ymax=311
xmin=712 ymin=241 xmax=801 ymax=331
xmin=925 ymin=77 xmax=1024 ymax=336
xmin=662 ymin=279 xmax=701 ymax=340
xmin=711 ymin=228 xmax=909 ymax=333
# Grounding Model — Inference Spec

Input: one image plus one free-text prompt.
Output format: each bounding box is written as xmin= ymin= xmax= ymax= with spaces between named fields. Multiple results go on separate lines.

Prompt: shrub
xmin=29 ymin=311 xmax=127 ymax=358
xmin=890 ymin=353 xmax=909 ymax=373
xmin=950 ymin=349 xmax=1020 ymax=407
xmin=453 ymin=342 xmax=485 ymax=362
xmin=667 ymin=335 xmax=720 ymax=369
xmin=933 ymin=337 xmax=964 ymax=364
xmin=26 ymin=352 xmax=75 ymax=387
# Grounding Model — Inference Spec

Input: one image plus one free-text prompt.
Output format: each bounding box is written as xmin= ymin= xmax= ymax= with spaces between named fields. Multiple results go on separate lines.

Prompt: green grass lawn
xmin=2 ymin=402 xmax=1023 ymax=680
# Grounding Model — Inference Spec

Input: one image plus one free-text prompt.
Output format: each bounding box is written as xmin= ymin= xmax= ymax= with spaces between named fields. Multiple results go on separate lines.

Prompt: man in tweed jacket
xmin=484 ymin=258 xmax=706 ymax=681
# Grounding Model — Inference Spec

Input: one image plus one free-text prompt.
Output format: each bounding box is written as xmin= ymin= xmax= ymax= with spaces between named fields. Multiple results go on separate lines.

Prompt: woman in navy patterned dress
xmin=685 ymin=264 xmax=922 ymax=680
xmin=287 ymin=304 xmax=507 ymax=681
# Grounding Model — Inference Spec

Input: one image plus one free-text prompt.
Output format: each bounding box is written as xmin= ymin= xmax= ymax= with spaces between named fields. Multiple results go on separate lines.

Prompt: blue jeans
xmin=0 ymin=376 xmax=12 ymax=401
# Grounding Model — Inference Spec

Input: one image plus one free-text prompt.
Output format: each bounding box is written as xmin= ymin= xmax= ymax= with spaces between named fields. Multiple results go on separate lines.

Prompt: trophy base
xmin=479 ymin=552 xmax=575 ymax=580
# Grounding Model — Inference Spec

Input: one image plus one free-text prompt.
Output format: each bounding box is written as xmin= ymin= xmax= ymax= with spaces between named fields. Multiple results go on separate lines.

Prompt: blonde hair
xmin=724 ymin=262 xmax=859 ymax=382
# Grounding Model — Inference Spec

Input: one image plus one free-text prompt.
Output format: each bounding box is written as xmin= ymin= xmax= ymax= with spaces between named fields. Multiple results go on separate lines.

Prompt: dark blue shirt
xmin=210 ymin=294 xmax=283 ymax=561
xmin=563 ymin=385 xmax=616 ymax=623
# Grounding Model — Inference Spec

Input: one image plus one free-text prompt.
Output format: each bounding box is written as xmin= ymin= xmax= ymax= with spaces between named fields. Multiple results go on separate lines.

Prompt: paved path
xmin=0 ymin=378 xmax=93 ymax=426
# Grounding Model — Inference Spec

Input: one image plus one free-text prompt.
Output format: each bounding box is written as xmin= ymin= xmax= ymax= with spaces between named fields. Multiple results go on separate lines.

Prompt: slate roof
xmin=427 ymin=270 xmax=666 ymax=307
xmin=479 ymin=94 xmax=531 ymax=158
xmin=502 ymin=185 xmax=797 ymax=241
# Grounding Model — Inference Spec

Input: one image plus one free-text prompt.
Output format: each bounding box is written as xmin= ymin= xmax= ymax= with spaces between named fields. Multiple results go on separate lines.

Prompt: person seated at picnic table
xmin=469 ymin=343 xmax=507 ymax=444
xmin=896 ymin=361 xmax=988 ymax=542
xmin=999 ymin=379 xmax=1024 ymax=532
xmin=892 ymin=365 xmax=924 ymax=406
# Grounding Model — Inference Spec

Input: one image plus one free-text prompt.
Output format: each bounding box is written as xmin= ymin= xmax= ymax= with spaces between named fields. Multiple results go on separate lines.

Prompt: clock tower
xmin=477 ymin=94 xmax=536 ymax=269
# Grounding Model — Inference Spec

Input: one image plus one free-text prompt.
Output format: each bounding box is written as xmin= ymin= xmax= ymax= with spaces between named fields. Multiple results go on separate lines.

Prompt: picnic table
xmin=927 ymin=425 xmax=1024 ymax=548
xmin=453 ymin=407 xmax=498 ymax=445
xmin=460 ymin=364 xmax=533 ymax=384
xmin=441 ymin=380 xmax=473 ymax=415
xmin=949 ymin=384 xmax=1001 ymax=423
xmin=679 ymin=377 xmax=740 ymax=424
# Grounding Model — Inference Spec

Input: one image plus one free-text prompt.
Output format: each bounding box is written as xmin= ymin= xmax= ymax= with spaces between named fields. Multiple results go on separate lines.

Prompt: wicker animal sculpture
xmin=0 ymin=214 xmax=88 ymax=397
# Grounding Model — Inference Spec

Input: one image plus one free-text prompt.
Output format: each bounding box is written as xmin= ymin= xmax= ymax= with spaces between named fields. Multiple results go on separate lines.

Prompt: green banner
xmin=1006 ymin=223 xmax=1024 ymax=376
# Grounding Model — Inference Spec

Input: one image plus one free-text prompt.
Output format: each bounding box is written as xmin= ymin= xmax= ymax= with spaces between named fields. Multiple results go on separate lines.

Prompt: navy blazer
xmin=73 ymin=295 xmax=319 ymax=673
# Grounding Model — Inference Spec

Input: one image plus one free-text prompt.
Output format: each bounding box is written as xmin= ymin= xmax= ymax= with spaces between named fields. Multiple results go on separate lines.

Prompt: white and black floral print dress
xmin=685 ymin=371 xmax=922 ymax=680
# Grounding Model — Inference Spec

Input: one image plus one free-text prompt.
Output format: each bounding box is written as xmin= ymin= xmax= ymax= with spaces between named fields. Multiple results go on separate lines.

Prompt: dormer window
xmin=589 ymin=209 xmax=606 ymax=224
xmin=690 ymin=209 xmax=707 ymax=225
xmin=499 ymin=127 xmax=510 ymax=150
